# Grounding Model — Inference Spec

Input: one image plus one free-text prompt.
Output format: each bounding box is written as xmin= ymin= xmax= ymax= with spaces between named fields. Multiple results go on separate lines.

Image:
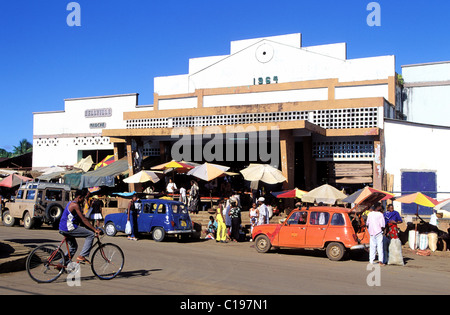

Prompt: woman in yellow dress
xmin=216 ymin=199 xmax=227 ymax=243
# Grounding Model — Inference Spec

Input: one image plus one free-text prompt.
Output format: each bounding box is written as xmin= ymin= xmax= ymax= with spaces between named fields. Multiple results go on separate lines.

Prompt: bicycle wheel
xmin=26 ymin=244 xmax=65 ymax=283
xmin=91 ymin=243 xmax=124 ymax=280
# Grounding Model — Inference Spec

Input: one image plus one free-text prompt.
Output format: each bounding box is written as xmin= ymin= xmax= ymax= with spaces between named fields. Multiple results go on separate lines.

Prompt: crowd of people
xmin=205 ymin=196 xmax=272 ymax=243
xmin=365 ymin=203 xmax=404 ymax=265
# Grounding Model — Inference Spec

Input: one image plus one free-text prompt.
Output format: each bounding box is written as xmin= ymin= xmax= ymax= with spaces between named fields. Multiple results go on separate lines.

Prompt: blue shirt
xmin=59 ymin=201 xmax=80 ymax=232
xmin=384 ymin=210 xmax=402 ymax=224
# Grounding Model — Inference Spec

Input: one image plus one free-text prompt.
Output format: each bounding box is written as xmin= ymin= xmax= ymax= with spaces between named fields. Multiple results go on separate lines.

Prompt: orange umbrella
xmin=0 ymin=174 xmax=32 ymax=188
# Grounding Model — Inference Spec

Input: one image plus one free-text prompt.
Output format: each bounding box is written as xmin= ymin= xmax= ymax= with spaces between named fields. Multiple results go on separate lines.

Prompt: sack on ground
xmin=428 ymin=233 xmax=438 ymax=252
xmin=388 ymin=238 xmax=404 ymax=266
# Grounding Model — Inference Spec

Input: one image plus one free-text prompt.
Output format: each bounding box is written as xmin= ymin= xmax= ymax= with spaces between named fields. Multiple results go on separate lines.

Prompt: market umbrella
xmin=0 ymin=174 xmax=32 ymax=188
xmin=395 ymin=192 xmax=439 ymax=220
xmin=152 ymin=160 xmax=196 ymax=174
xmin=187 ymin=162 xmax=229 ymax=182
xmin=435 ymin=199 xmax=450 ymax=212
xmin=343 ymin=186 xmax=394 ymax=205
xmin=94 ymin=155 xmax=115 ymax=170
xmin=124 ymin=170 xmax=161 ymax=184
xmin=272 ymin=188 xmax=308 ymax=199
xmin=301 ymin=184 xmax=347 ymax=205
xmin=395 ymin=192 xmax=439 ymax=209
xmin=240 ymin=164 xmax=286 ymax=185
xmin=396 ymin=192 xmax=440 ymax=243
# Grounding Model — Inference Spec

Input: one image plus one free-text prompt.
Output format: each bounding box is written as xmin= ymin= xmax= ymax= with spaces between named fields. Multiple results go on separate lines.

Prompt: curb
xmin=0 ymin=241 xmax=30 ymax=274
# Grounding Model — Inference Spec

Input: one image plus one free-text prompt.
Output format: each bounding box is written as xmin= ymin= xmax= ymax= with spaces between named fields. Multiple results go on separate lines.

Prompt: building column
xmin=126 ymin=137 xmax=135 ymax=192
xmin=302 ymin=136 xmax=316 ymax=190
xmin=373 ymin=135 xmax=383 ymax=190
xmin=280 ymin=130 xmax=295 ymax=190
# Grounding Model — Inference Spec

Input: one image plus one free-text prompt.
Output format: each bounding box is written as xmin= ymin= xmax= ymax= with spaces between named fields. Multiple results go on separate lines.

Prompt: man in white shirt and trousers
xmin=258 ymin=197 xmax=270 ymax=225
xmin=366 ymin=203 xmax=386 ymax=265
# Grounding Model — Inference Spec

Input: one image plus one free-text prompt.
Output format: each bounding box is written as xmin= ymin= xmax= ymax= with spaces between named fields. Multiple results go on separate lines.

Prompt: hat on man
xmin=258 ymin=197 xmax=265 ymax=202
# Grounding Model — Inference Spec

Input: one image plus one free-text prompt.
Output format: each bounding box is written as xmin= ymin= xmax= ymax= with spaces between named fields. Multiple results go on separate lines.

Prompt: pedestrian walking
xmin=228 ymin=198 xmax=241 ymax=242
xmin=249 ymin=202 xmax=259 ymax=237
xmin=188 ymin=180 xmax=200 ymax=214
xmin=127 ymin=194 xmax=139 ymax=241
xmin=89 ymin=195 xmax=103 ymax=228
xmin=179 ymin=186 xmax=187 ymax=204
xmin=216 ymin=199 xmax=227 ymax=243
xmin=366 ymin=203 xmax=385 ymax=265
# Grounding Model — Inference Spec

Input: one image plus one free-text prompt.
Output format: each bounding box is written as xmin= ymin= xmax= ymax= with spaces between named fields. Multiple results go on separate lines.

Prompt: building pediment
xmin=154 ymin=33 xmax=394 ymax=96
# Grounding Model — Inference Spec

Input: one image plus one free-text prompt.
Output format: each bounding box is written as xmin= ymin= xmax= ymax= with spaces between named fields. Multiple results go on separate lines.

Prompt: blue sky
xmin=1 ymin=0 xmax=449 ymax=152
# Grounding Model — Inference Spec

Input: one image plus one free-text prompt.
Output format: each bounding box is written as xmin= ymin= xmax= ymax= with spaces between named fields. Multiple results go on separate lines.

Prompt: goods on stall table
xmin=419 ymin=233 xmax=428 ymax=250
xmin=428 ymin=232 xmax=438 ymax=252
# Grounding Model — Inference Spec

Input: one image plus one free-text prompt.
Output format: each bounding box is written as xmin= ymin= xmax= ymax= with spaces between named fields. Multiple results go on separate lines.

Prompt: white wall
xmin=154 ymin=33 xmax=396 ymax=101
xmin=384 ymin=119 xmax=450 ymax=212
xmin=402 ymin=62 xmax=450 ymax=127
xmin=403 ymin=85 xmax=450 ymax=127
xmin=33 ymin=94 xmax=142 ymax=169
xmin=202 ymin=88 xmax=328 ymax=108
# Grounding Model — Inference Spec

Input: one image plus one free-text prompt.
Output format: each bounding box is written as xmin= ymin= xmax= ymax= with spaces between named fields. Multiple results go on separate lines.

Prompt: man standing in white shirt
xmin=258 ymin=197 xmax=269 ymax=225
xmin=166 ymin=178 xmax=177 ymax=194
xmin=366 ymin=203 xmax=386 ymax=265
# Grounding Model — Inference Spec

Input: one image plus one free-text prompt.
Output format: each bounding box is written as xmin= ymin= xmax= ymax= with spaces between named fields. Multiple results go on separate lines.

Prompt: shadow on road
xmin=50 ymin=268 xmax=163 ymax=284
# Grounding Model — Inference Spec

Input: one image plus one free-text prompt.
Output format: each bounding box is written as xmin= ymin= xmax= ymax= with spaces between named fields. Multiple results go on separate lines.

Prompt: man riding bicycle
xmin=59 ymin=189 xmax=102 ymax=264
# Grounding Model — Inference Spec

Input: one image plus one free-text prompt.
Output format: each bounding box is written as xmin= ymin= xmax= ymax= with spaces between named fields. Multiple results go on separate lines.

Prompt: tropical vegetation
xmin=0 ymin=139 xmax=33 ymax=158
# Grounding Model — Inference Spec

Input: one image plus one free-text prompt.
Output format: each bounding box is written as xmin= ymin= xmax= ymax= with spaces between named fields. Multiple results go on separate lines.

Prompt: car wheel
xmin=326 ymin=242 xmax=346 ymax=261
xmin=2 ymin=210 xmax=16 ymax=227
xmin=105 ymin=222 xmax=117 ymax=237
xmin=255 ymin=235 xmax=271 ymax=253
xmin=152 ymin=227 xmax=165 ymax=242
xmin=23 ymin=212 xmax=35 ymax=229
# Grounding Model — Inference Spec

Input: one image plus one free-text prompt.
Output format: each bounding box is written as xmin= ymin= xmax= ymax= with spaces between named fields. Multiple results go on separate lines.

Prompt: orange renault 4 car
xmin=252 ymin=193 xmax=385 ymax=261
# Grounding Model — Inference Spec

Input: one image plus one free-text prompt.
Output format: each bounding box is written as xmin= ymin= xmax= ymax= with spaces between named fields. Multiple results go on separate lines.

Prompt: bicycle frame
xmin=49 ymin=233 xmax=104 ymax=267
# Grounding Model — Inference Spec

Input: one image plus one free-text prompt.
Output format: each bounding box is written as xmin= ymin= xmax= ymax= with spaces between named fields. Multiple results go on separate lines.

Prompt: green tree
xmin=0 ymin=148 xmax=12 ymax=158
xmin=12 ymin=139 xmax=32 ymax=156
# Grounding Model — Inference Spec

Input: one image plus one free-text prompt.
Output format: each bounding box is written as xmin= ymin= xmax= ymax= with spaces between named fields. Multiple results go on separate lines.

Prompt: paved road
xmin=1 ymin=225 xmax=449 ymax=296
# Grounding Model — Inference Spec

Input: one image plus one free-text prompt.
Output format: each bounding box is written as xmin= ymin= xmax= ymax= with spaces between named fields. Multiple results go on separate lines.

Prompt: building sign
xmin=89 ymin=122 xmax=107 ymax=129
xmin=85 ymin=108 xmax=112 ymax=118
xmin=253 ymin=76 xmax=279 ymax=85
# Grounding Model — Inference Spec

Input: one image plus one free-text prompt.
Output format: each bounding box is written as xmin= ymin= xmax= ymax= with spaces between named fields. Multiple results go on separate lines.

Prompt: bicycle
xmin=26 ymin=230 xmax=124 ymax=283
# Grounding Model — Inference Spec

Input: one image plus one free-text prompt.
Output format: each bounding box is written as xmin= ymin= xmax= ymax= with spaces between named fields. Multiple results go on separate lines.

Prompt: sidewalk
xmin=0 ymin=240 xmax=30 ymax=274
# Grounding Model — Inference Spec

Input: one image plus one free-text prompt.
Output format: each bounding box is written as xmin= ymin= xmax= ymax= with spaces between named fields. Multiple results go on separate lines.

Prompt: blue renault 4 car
xmin=104 ymin=199 xmax=195 ymax=242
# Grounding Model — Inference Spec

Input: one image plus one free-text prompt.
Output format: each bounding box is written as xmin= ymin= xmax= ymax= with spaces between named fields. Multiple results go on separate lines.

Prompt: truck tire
xmin=2 ymin=210 xmax=16 ymax=227
xmin=45 ymin=203 xmax=64 ymax=224
xmin=24 ymin=211 xmax=35 ymax=229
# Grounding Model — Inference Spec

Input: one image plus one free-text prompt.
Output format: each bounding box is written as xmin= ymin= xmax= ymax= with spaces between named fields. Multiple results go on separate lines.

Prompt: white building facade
xmin=104 ymin=33 xmax=401 ymax=191
xmin=32 ymin=93 xmax=153 ymax=169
